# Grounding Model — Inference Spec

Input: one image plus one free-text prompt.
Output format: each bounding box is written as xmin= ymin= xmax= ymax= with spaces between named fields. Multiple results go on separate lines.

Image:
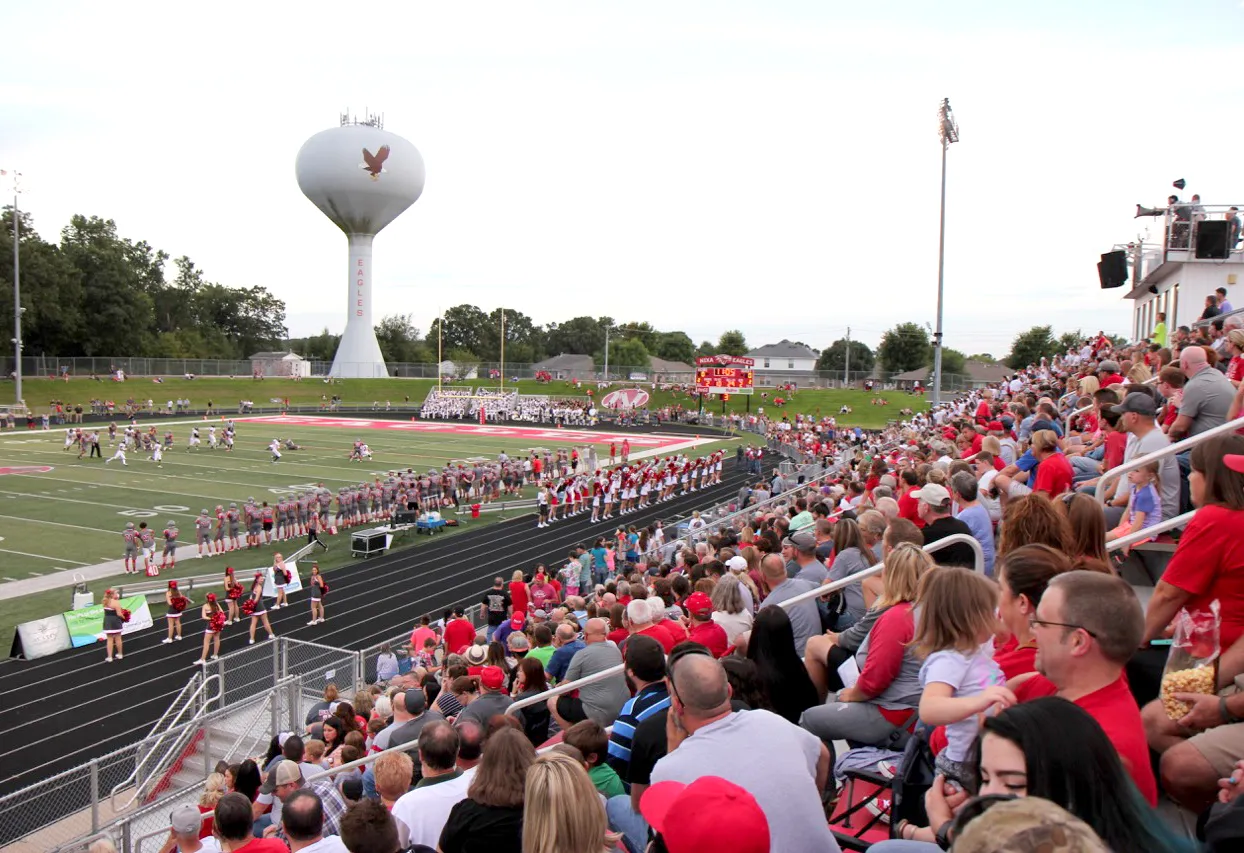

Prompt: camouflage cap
xmin=952 ymin=797 xmax=1108 ymax=853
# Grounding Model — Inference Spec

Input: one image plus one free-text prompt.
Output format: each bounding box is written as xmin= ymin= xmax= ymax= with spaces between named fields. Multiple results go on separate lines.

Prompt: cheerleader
xmin=196 ymin=593 xmax=225 ymax=664
xmin=307 ymin=565 xmax=327 ymax=625
xmin=162 ymin=580 xmax=187 ymax=643
xmin=272 ymin=554 xmax=290 ymax=609
xmin=245 ymin=572 xmax=275 ymax=645
xmin=101 ymin=588 xmax=126 ymax=662
xmin=223 ymin=567 xmax=242 ymax=624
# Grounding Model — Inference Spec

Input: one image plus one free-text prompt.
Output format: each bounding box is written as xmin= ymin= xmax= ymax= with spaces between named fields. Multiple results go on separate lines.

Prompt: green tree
xmin=0 ymin=208 xmax=85 ymax=357
xmin=428 ymin=304 xmax=490 ymax=355
xmin=877 ymin=322 xmax=931 ymax=373
xmin=443 ymin=346 xmax=481 ymax=378
xmin=695 ymin=340 xmax=718 ymax=358
xmin=374 ymin=313 xmax=423 ymax=363
xmin=609 ymin=338 xmax=651 ymax=372
xmin=816 ymin=339 xmax=875 ymax=374
xmin=545 ymin=316 xmax=607 ymax=355
xmin=717 ymin=329 xmax=748 ymax=356
xmin=616 ymin=321 xmax=659 ymax=353
xmin=1057 ymin=330 xmax=1084 ymax=353
xmin=935 ymin=347 xmax=968 ymax=377
xmin=487 ymin=307 xmax=545 ymax=364
xmin=654 ymin=331 xmax=696 ymax=364
xmin=285 ymin=328 xmax=341 ymax=361
xmin=967 ymin=353 xmax=997 ymax=363
xmin=1007 ymin=325 xmax=1059 ymax=369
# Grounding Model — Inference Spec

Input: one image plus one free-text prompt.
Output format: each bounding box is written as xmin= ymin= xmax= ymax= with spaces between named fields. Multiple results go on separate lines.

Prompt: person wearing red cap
xmin=455 ymin=665 xmax=512 ymax=727
xmin=650 ymin=653 xmax=837 ymax=852
xmin=640 ymin=776 xmax=770 ymax=853
xmin=684 ymin=592 xmax=727 ymax=658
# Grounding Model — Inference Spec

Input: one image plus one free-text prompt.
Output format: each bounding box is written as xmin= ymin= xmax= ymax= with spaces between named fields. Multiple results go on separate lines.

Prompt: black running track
xmin=0 ymin=456 xmax=751 ymax=842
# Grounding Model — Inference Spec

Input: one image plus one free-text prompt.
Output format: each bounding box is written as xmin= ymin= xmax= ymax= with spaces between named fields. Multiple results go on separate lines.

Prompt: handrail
xmin=141 ymin=673 xmax=202 ymax=743
xmin=109 ymin=674 xmax=222 ymax=812
xmin=1105 ymin=509 xmax=1195 ymax=552
xmin=1094 ymin=414 xmax=1244 ymax=502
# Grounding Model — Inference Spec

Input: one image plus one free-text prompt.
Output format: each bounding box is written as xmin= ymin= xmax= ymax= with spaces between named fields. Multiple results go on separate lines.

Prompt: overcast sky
xmin=5 ymin=1 xmax=1244 ymax=359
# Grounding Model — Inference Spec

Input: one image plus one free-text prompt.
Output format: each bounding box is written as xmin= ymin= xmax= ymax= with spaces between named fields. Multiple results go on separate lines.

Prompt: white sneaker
xmin=106 ymin=656 xmax=113 ymax=662
xmin=210 ymin=654 xmax=219 ymax=660
xmin=317 ymin=618 xmax=325 ymax=624
xmin=248 ymin=638 xmax=255 ymax=645
xmin=267 ymin=634 xmax=276 ymax=641
xmin=175 ymin=635 xmax=183 ymax=641
xmin=196 ymin=659 xmax=208 ymax=666
xmin=162 ymin=637 xmax=173 ymax=644
xmin=115 ymin=653 xmax=123 ymax=659
xmin=307 ymin=619 xmax=317 ymax=625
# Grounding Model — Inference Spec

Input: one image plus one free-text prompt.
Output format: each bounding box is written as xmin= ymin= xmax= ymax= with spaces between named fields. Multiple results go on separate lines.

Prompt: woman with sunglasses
xmin=873 ymin=697 xmax=1195 ymax=852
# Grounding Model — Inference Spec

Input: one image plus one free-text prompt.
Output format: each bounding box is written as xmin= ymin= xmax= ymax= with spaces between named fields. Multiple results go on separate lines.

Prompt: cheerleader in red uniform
xmin=245 ymin=572 xmax=275 ymax=645
xmin=163 ymin=580 xmax=188 ymax=644
xmin=272 ymin=553 xmax=290 ymax=610
xmin=102 ymin=588 xmax=126 ymax=662
xmin=197 ymin=593 xmax=226 ymax=664
xmin=224 ymin=567 xmax=243 ymax=625
xmin=307 ymin=565 xmax=327 ymax=625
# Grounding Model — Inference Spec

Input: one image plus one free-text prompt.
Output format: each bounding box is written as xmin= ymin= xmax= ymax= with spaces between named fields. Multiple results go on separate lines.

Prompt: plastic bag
xmin=1160 ymin=601 xmax=1220 ymax=721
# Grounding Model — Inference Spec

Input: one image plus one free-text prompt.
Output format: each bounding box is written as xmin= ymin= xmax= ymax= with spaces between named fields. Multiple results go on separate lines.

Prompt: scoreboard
xmin=695 ymin=355 xmax=755 ymax=396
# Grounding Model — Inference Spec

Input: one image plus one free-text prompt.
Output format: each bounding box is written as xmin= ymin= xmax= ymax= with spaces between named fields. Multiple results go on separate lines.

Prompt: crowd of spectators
xmin=139 ymin=328 xmax=1244 ymax=853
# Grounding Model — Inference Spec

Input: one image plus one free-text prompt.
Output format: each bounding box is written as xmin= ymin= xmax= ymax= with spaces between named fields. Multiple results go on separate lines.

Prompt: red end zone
xmin=244 ymin=416 xmax=691 ymax=448
xmin=0 ymin=466 xmax=53 ymax=475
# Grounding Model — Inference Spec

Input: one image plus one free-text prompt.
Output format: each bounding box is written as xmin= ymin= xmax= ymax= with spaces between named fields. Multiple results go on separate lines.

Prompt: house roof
xmin=249 ymin=351 xmax=302 ymax=360
xmin=745 ymin=339 xmax=820 ymax=359
xmin=649 ymin=357 xmax=694 ymax=372
xmin=892 ymin=361 xmax=1013 ymax=383
xmin=532 ymin=353 xmax=594 ymax=371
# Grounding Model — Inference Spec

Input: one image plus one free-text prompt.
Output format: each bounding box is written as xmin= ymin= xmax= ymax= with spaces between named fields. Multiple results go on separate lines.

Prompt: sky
xmin=5 ymin=1 xmax=1244 ymax=360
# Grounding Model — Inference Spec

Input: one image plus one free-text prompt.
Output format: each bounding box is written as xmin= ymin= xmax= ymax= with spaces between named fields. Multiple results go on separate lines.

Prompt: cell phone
xmin=1149 ymin=638 xmax=1174 ymax=647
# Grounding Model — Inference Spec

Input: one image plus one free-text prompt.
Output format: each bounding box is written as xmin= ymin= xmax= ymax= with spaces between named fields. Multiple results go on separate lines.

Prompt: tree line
xmin=0 ymin=210 xmax=287 ymax=360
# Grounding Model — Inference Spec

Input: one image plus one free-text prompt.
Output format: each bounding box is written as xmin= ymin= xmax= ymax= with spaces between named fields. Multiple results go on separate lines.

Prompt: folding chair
xmin=829 ymin=728 xmax=937 ymax=850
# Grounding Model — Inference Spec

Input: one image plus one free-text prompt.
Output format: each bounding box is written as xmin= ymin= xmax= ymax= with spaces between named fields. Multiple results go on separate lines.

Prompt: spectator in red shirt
xmin=443 ymin=608 xmax=476 ymax=656
xmin=409 ymin=615 xmax=439 ymax=651
xmin=1030 ymin=430 xmax=1073 ymax=498
xmin=1010 ymin=571 xmax=1158 ymax=805
xmin=1157 ymin=365 xmax=1184 ymax=434
xmin=626 ymin=599 xmax=675 ymax=653
xmin=896 ymin=469 xmax=925 ymax=529
xmin=1226 ymin=329 xmax=1244 ymax=387
xmin=994 ymin=544 xmax=1072 ymax=679
xmin=508 ymin=569 xmax=530 ymax=619
xmin=684 ymin=592 xmax=727 ymax=658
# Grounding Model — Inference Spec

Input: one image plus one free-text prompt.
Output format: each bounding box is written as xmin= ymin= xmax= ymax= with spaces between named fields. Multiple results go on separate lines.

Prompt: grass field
xmin=0 ymin=416 xmax=735 ymax=649
xmin=5 ymin=376 xmax=926 ymax=429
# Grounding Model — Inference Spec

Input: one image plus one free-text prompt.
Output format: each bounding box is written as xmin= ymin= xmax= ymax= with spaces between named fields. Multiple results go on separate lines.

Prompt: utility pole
xmin=933 ymin=98 xmax=959 ymax=408
xmin=843 ymin=326 xmax=851 ymax=388
xmin=603 ymin=325 xmax=611 ymax=381
xmin=6 ymin=170 xmax=20 ymax=407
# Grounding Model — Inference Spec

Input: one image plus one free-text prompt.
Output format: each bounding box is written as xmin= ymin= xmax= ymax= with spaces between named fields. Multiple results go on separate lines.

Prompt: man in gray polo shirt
xmin=650 ymin=654 xmax=838 ymax=853
xmin=758 ymin=553 xmax=820 ymax=656
xmin=547 ymin=618 xmax=628 ymax=729
xmin=1171 ymin=346 xmax=1233 ymax=440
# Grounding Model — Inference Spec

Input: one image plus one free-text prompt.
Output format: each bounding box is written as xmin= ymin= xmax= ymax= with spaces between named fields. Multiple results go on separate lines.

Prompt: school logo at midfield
xmin=600 ymin=388 xmax=650 ymax=410
xmin=0 ymin=465 xmax=53 ymax=475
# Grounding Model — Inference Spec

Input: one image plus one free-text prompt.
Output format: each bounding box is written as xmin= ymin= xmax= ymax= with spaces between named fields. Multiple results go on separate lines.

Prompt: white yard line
xmin=0 ymin=547 xmax=90 ymax=565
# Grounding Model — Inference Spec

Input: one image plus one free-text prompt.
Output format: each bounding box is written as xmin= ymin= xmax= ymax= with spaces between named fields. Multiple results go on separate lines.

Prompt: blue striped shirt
xmin=607 ymin=683 xmax=670 ymax=774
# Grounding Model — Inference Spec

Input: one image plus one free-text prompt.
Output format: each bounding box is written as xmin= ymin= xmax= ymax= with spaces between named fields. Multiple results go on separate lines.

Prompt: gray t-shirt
xmin=794 ymin=558 xmax=828 ymax=586
xmin=388 ymin=710 xmax=445 ymax=748
xmin=1115 ymin=427 xmax=1180 ymax=522
xmin=827 ymin=547 xmax=872 ymax=622
xmin=1181 ymin=367 xmax=1234 ymax=436
xmin=565 ymin=641 xmax=628 ymax=725
xmin=760 ymin=578 xmax=820 ymax=657
xmin=651 ymin=710 xmax=839 ymax=853
xmin=455 ymin=692 xmax=513 ymax=728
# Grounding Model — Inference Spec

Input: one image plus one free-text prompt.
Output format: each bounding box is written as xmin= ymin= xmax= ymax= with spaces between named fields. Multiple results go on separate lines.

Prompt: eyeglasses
xmin=1028 ymin=614 xmax=1098 ymax=638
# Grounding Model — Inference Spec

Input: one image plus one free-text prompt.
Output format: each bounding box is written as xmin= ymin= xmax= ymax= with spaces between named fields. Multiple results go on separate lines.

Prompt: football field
xmin=0 ymin=416 xmax=731 ymax=580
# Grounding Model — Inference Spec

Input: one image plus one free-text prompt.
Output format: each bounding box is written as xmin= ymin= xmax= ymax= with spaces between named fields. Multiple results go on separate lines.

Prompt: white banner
xmin=262 ymin=560 xmax=304 ymax=597
xmin=121 ymin=600 xmax=154 ymax=636
xmin=15 ymin=615 xmax=72 ymax=660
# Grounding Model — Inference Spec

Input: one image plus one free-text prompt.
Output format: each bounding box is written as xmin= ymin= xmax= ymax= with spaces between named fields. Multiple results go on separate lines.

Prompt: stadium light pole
xmin=932 ymin=98 xmax=959 ymax=408
xmin=5 ymin=170 xmax=20 ymax=407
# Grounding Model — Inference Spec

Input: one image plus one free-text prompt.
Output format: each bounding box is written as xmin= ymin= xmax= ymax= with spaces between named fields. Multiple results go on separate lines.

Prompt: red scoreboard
xmin=695 ymin=355 xmax=755 ymax=396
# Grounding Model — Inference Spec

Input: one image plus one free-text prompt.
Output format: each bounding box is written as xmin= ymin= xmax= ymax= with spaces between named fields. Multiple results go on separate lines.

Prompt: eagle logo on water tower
xmin=360 ymin=145 xmax=390 ymax=180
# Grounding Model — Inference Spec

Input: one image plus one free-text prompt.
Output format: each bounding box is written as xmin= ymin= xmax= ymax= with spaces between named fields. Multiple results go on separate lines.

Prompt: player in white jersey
xmin=107 ymin=443 xmax=128 ymax=466
xmin=268 ymin=439 xmax=282 ymax=463
xmin=150 ymin=443 xmax=164 ymax=467
xmin=63 ymin=428 xmax=76 ymax=450
xmin=207 ymin=426 xmax=217 ymax=449
xmin=223 ymin=431 xmax=234 ymax=451
xmin=187 ymin=428 xmax=201 ymax=450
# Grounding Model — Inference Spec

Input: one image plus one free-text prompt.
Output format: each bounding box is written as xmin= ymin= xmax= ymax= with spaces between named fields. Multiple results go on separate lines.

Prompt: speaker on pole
xmin=1098 ymin=250 xmax=1128 ymax=289
xmin=1195 ymin=220 xmax=1231 ymax=259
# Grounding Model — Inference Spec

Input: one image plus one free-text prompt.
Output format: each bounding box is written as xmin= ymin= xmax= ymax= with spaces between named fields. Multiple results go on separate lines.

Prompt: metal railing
xmin=1063 ymin=375 xmax=1159 ymax=436
xmin=110 ymin=675 xmax=222 ymax=811
xmin=1094 ymin=414 xmax=1244 ymax=502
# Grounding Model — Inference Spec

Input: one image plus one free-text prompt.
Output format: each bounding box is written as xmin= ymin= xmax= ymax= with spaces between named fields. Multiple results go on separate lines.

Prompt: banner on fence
xmin=63 ymin=595 xmax=154 ymax=647
xmin=262 ymin=560 xmax=303 ymax=597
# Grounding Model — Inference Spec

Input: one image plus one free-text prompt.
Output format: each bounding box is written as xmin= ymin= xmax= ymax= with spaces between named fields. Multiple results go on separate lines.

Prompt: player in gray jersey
xmin=195 ymin=509 xmax=212 ymax=557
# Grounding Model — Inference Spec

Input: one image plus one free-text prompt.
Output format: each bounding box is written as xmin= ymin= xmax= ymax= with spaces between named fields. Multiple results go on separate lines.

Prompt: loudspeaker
xmin=1098 ymin=250 xmax=1128 ymax=289
xmin=1195 ymin=220 xmax=1231 ymax=259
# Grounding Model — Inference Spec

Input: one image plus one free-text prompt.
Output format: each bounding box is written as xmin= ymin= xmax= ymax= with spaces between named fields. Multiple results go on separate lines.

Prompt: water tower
xmin=295 ymin=111 xmax=425 ymax=378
